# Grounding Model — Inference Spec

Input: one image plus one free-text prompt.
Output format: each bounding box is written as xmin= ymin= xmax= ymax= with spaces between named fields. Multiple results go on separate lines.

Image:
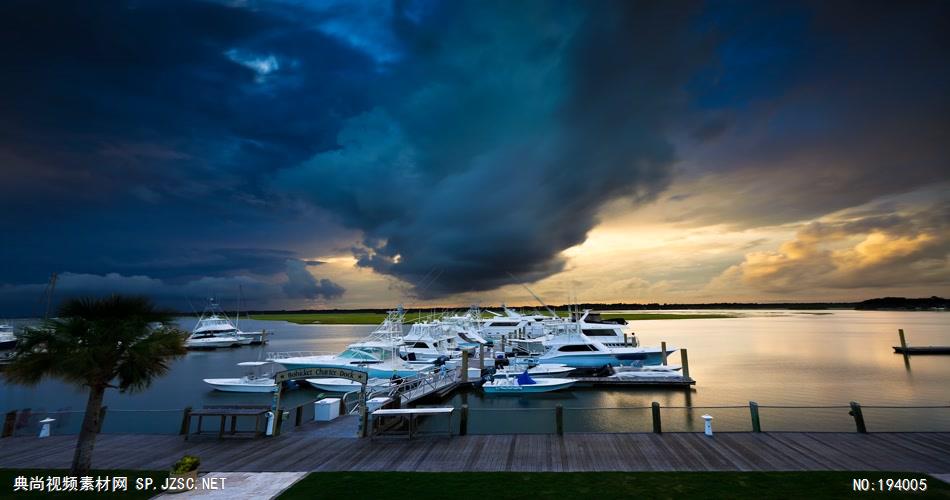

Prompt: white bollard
xmin=702 ymin=414 xmax=714 ymax=436
xmin=39 ymin=418 xmax=55 ymax=438
xmin=265 ymin=411 xmax=275 ymax=436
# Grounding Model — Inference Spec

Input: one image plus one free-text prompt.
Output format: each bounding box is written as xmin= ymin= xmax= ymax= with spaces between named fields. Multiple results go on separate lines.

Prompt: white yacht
xmin=400 ymin=321 xmax=460 ymax=362
xmin=268 ymin=308 xmax=431 ymax=379
xmin=0 ymin=324 xmax=17 ymax=350
xmin=305 ymin=377 xmax=392 ymax=393
xmin=479 ymin=306 xmax=551 ymax=340
xmin=538 ymin=322 xmax=675 ymax=368
xmin=203 ymin=361 xmax=278 ymax=392
xmin=185 ymin=300 xmax=252 ymax=349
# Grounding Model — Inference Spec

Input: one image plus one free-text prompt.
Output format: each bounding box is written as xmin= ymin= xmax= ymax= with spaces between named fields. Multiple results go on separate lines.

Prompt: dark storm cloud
xmin=668 ymin=0 xmax=950 ymax=228
xmin=282 ymin=259 xmax=345 ymax=300
xmin=279 ymin=0 xmax=714 ymax=297
xmin=0 ymin=0 xmax=366 ymax=309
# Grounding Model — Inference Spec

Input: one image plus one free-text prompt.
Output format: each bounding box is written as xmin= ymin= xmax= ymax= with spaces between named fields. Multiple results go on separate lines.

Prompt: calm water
xmin=2 ymin=310 xmax=948 ymax=434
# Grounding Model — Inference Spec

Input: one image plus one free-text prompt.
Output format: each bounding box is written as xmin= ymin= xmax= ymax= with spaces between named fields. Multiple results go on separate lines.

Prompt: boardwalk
xmin=2 ymin=431 xmax=948 ymax=473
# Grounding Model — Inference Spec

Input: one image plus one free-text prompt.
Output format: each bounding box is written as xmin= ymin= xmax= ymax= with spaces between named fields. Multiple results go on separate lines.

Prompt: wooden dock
xmin=893 ymin=346 xmax=950 ymax=355
xmin=572 ymin=376 xmax=695 ymax=387
xmin=1 ymin=431 xmax=948 ymax=473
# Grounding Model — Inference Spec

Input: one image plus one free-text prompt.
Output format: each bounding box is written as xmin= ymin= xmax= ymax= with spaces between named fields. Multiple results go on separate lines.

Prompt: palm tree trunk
xmin=71 ymin=383 xmax=106 ymax=475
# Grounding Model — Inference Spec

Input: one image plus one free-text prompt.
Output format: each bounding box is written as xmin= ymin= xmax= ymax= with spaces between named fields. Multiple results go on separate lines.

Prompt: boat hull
xmin=277 ymin=360 xmax=424 ymax=379
xmin=305 ymin=378 xmax=390 ymax=392
xmin=537 ymin=354 xmax=618 ymax=368
xmin=483 ymin=378 xmax=576 ymax=394
xmin=202 ymin=378 xmax=277 ymax=393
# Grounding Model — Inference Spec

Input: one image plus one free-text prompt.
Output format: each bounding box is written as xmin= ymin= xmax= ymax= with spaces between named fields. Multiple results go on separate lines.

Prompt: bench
xmin=370 ymin=407 xmax=454 ymax=440
xmin=183 ymin=406 xmax=270 ymax=440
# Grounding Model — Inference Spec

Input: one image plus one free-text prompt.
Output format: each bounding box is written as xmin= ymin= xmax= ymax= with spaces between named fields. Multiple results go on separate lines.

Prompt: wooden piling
xmin=179 ymin=407 xmax=192 ymax=436
xmin=681 ymin=348 xmax=690 ymax=380
xmin=295 ymin=406 xmax=303 ymax=427
xmin=461 ymin=350 xmax=469 ymax=383
xmin=749 ymin=401 xmax=761 ymax=432
xmin=2 ymin=411 xmax=15 ymax=438
xmin=478 ymin=344 xmax=485 ymax=370
xmin=623 ymin=333 xmax=628 ymax=347
xmin=651 ymin=402 xmax=662 ymax=433
xmin=459 ymin=404 xmax=469 ymax=436
xmin=661 ymin=341 xmax=668 ymax=366
xmin=501 ymin=335 xmax=506 ymax=354
xmin=898 ymin=329 xmax=909 ymax=364
xmin=555 ymin=404 xmax=564 ymax=436
xmin=849 ymin=401 xmax=867 ymax=433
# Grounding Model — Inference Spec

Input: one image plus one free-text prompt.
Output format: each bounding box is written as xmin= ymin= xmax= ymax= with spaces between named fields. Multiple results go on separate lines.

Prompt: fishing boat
xmin=0 ymin=324 xmax=16 ymax=350
xmin=400 ymin=321 xmax=460 ymax=361
xmin=305 ymin=378 xmax=391 ymax=393
xmin=482 ymin=370 xmax=576 ymax=394
xmin=608 ymin=369 xmax=682 ymax=380
xmin=203 ymin=361 xmax=278 ymax=392
xmin=185 ymin=300 xmax=252 ymax=349
xmin=268 ymin=308 xmax=432 ymax=378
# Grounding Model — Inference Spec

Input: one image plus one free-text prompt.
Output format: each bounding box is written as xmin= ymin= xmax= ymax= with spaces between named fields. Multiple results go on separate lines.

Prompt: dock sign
xmin=274 ymin=367 xmax=368 ymax=384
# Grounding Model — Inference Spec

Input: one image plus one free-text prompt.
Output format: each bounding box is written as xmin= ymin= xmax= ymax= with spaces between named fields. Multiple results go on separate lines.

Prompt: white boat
xmin=538 ymin=321 xmax=676 ymax=368
xmin=305 ymin=377 xmax=391 ymax=393
xmin=613 ymin=364 xmax=681 ymax=372
xmin=400 ymin=321 xmax=460 ymax=361
xmin=186 ymin=300 xmax=252 ymax=349
xmin=203 ymin=361 xmax=278 ymax=392
xmin=269 ymin=308 xmax=432 ymax=379
xmin=483 ymin=371 xmax=576 ymax=394
xmin=0 ymin=324 xmax=16 ymax=350
xmin=496 ymin=363 xmax=575 ymax=378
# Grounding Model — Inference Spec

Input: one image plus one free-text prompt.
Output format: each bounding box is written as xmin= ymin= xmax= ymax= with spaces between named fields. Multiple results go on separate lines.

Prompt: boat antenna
xmin=508 ymin=273 xmax=557 ymax=318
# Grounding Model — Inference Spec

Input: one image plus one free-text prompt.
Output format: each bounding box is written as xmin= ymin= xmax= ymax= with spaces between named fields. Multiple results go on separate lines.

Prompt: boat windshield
xmin=338 ymin=347 xmax=392 ymax=361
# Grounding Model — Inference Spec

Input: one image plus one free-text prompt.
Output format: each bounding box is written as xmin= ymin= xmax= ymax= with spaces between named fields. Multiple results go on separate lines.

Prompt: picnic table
xmin=184 ymin=407 xmax=270 ymax=440
xmin=370 ymin=407 xmax=454 ymax=440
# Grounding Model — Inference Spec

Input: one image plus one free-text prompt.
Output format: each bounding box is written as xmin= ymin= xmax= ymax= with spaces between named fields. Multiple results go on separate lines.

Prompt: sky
xmin=0 ymin=0 xmax=948 ymax=315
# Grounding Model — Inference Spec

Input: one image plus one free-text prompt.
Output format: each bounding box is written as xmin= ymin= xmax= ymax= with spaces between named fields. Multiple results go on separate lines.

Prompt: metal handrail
xmin=266 ymin=350 xmax=336 ymax=359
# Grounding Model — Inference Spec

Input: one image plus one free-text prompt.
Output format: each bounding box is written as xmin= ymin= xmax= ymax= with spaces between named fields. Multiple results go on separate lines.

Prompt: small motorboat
xmin=305 ymin=377 xmax=391 ymax=393
xmin=482 ymin=370 xmax=576 ymax=394
xmin=496 ymin=363 xmax=575 ymax=378
xmin=613 ymin=364 xmax=681 ymax=372
xmin=203 ymin=361 xmax=278 ymax=392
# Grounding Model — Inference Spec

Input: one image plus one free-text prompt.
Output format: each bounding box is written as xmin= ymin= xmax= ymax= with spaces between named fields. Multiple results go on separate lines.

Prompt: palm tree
xmin=5 ymin=295 xmax=187 ymax=475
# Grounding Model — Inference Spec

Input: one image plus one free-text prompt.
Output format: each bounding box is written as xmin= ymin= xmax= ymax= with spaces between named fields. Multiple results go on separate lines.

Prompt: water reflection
xmin=2 ymin=310 xmax=948 ymax=433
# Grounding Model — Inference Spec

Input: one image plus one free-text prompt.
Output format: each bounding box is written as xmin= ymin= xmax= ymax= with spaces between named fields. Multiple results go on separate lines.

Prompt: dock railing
xmin=4 ymin=401 xmax=949 ymax=437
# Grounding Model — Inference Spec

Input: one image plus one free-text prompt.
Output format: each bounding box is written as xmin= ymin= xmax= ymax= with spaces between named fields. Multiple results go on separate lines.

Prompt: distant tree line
xmin=854 ymin=296 xmax=948 ymax=311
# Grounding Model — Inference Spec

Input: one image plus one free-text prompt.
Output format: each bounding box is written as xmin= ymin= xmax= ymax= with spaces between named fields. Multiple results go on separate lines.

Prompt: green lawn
xmin=601 ymin=312 xmax=735 ymax=320
xmin=249 ymin=312 xmax=394 ymax=325
xmin=250 ymin=311 xmax=735 ymax=325
xmin=279 ymin=472 xmax=949 ymax=499
xmin=0 ymin=470 xmax=167 ymax=498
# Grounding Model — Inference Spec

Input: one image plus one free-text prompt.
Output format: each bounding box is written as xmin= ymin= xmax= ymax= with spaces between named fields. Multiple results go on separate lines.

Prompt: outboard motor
xmin=432 ymin=355 xmax=449 ymax=367
xmin=407 ymin=352 xmax=417 ymax=361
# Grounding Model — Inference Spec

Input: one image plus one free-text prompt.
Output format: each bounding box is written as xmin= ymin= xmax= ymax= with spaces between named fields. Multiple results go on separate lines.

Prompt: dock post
xmin=501 ymin=335 xmax=506 ymax=354
xmin=651 ymin=402 xmax=662 ymax=433
xmin=623 ymin=333 xmax=628 ymax=347
xmin=295 ymin=406 xmax=303 ymax=427
xmin=898 ymin=329 xmax=909 ymax=364
xmin=680 ymin=348 xmax=690 ymax=380
xmin=459 ymin=404 xmax=469 ymax=436
xmin=478 ymin=344 xmax=485 ymax=370
xmin=2 ymin=411 xmax=15 ymax=438
xmin=555 ymin=404 xmax=564 ymax=436
xmin=849 ymin=401 xmax=867 ymax=433
xmin=461 ymin=350 xmax=469 ymax=383
xmin=97 ymin=406 xmax=108 ymax=433
xmin=749 ymin=401 xmax=761 ymax=432
xmin=178 ymin=407 xmax=192 ymax=436
xmin=661 ymin=342 xmax=668 ymax=366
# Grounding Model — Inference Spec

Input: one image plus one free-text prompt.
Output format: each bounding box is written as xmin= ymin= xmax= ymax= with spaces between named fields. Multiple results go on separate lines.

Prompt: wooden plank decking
xmin=1 ymin=432 xmax=947 ymax=473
